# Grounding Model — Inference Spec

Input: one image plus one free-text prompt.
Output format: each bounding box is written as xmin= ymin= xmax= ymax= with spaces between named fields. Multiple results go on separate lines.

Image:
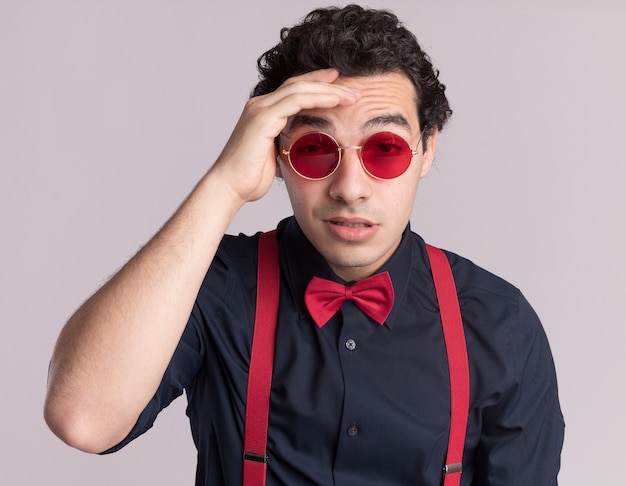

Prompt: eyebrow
xmin=286 ymin=113 xmax=412 ymax=134
xmin=287 ymin=115 xmax=331 ymax=132
xmin=363 ymin=114 xmax=412 ymax=132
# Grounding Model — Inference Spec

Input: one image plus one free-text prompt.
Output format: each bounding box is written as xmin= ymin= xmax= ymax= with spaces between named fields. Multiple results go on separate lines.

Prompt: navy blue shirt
xmin=106 ymin=217 xmax=564 ymax=485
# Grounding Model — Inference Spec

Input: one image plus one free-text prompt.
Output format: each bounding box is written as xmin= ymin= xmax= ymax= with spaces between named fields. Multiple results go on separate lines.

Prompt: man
xmin=44 ymin=5 xmax=564 ymax=485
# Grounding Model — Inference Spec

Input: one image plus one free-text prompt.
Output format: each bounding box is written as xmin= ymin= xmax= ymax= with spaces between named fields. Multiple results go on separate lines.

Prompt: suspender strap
xmin=426 ymin=245 xmax=470 ymax=486
xmin=243 ymin=231 xmax=280 ymax=486
xmin=243 ymin=233 xmax=469 ymax=486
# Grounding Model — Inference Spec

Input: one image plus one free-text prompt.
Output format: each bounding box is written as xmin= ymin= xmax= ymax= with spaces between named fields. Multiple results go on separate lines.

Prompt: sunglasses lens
xmin=289 ymin=133 xmax=339 ymax=179
xmin=362 ymin=132 xmax=413 ymax=179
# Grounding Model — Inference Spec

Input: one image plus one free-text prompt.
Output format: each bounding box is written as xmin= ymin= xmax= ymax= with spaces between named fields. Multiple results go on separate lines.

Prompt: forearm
xmin=44 ymin=170 xmax=244 ymax=453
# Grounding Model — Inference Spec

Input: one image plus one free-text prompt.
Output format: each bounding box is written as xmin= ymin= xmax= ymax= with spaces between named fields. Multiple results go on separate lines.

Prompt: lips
xmin=324 ymin=217 xmax=378 ymax=242
xmin=326 ymin=215 xmax=375 ymax=227
xmin=330 ymin=220 xmax=372 ymax=228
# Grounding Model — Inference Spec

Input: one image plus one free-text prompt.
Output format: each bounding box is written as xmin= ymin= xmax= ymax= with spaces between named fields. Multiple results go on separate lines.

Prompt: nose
xmin=327 ymin=147 xmax=373 ymax=204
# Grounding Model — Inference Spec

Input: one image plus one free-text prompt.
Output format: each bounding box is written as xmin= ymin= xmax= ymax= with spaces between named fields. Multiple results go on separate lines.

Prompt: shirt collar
xmin=277 ymin=216 xmax=413 ymax=330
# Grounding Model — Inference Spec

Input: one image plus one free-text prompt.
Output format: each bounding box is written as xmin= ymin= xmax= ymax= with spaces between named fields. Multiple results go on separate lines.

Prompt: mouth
xmin=322 ymin=216 xmax=378 ymax=242
xmin=329 ymin=220 xmax=373 ymax=228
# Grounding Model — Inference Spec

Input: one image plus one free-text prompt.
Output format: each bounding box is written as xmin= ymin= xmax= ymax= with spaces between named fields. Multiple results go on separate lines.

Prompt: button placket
xmin=335 ymin=301 xmax=376 ymax=467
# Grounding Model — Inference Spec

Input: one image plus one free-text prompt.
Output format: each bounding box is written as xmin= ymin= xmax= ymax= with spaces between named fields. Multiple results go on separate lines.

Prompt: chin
xmin=324 ymin=250 xmax=382 ymax=279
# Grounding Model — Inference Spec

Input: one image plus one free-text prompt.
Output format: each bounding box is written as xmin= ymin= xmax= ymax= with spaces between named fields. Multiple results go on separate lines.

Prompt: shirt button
xmin=347 ymin=424 xmax=359 ymax=437
xmin=345 ymin=339 xmax=357 ymax=351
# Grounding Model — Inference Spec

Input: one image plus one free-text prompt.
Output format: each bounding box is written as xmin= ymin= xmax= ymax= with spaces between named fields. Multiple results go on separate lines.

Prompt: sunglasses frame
xmin=280 ymin=131 xmax=423 ymax=181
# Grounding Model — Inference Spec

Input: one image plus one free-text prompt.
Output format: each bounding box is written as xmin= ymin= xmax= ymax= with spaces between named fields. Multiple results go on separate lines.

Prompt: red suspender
xmin=243 ymin=231 xmax=280 ymax=486
xmin=243 ymin=232 xmax=469 ymax=486
xmin=426 ymin=244 xmax=470 ymax=486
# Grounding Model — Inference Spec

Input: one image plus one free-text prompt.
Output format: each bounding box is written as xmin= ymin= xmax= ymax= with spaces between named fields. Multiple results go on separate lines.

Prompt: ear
xmin=419 ymin=130 xmax=438 ymax=179
xmin=275 ymin=154 xmax=283 ymax=179
xmin=274 ymin=138 xmax=284 ymax=179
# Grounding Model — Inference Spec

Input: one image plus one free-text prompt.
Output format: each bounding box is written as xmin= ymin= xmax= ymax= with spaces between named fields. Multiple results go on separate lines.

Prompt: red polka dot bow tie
xmin=304 ymin=271 xmax=395 ymax=328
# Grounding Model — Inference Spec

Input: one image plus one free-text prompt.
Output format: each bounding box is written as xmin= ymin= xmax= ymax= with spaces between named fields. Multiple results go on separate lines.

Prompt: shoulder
xmin=212 ymin=225 xmax=285 ymax=270
xmin=431 ymin=244 xmax=547 ymax=371
xmin=443 ymin=248 xmax=522 ymax=306
xmin=215 ymin=231 xmax=261 ymax=265
xmin=418 ymin=241 xmax=558 ymax=394
xmin=408 ymin=232 xmax=521 ymax=302
xmin=412 ymin=235 xmax=541 ymax=342
xmin=193 ymin=231 xmax=262 ymax=314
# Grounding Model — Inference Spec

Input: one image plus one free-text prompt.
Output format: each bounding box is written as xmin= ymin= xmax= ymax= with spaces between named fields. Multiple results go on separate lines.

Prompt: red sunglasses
xmin=281 ymin=131 xmax=422 ymax=180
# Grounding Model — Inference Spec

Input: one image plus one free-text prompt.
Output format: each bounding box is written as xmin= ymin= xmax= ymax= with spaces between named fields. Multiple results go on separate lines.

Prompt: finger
xmin=242 ymin=91 xmax=351 ymax=139
xmin=280 ymin=68 xmax=340 ymax=86
xmin=243 ymin=81 xmax=360 ymax=138
xmin=273 ymin=90 xmax=356 ymax=114
xmin=265 ymin=79 xmax=360 ymax=106
xmin=257 ymin=78 xmax=361 ymax=117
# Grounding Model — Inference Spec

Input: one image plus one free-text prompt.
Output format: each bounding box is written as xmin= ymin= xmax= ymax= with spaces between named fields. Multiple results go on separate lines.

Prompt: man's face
xmin=278 ymin=72 xmax=437 ymax=281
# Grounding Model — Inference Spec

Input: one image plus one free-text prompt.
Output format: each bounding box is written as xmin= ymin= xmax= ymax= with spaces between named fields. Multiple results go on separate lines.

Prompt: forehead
xmin=286 ymin=71 xmax=420 ymax=136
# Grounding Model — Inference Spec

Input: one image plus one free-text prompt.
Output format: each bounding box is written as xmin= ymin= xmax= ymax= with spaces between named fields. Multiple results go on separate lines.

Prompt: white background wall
xmin=1 ymin=0 xmax=624 ymax=484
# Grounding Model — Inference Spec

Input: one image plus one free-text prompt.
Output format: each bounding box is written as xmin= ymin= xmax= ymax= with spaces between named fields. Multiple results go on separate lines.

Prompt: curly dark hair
xmin=252 ymin=4 xmax=452 ymax=142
